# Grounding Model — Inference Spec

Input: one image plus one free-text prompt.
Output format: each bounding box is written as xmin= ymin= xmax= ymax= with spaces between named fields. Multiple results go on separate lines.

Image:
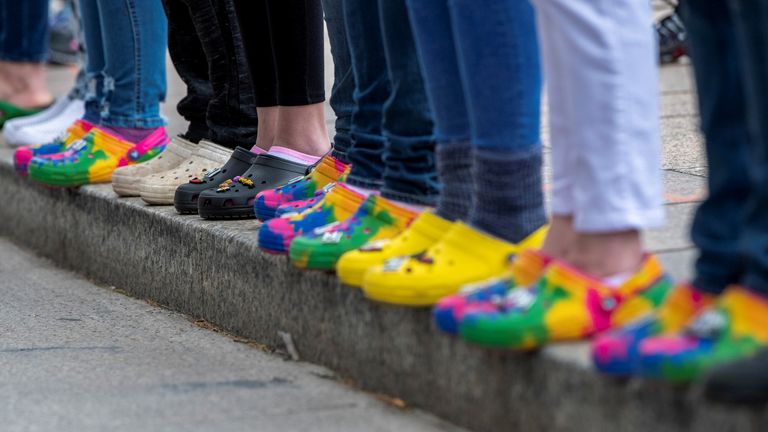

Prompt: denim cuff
xmin=0 ymin=53 xmax=48 ymax=63
xmin=381 ymin=188 xmax=438 ymax=207
xmin=100 ymin=114 xmax=167 ymax=129
xmin=345 ymin=175 xmax=383 ymax=192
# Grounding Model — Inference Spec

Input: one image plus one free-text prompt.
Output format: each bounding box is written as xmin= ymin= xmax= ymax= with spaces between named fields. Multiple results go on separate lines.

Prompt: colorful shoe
xmin=336 ymin=211 xmax=452 ymax=288
xmin=289 ymin=195 xmax=418 ymax=271
xmin=362 ymin=223 xmax=548 ymax=307
xmin=258 ymin=183 xmax=364 ymax=254
xmin=28 ymin=127 xmax=168 ymax=187
xmin=432 ymin=249 xmax=552 ymax=335
xmin=459 ymin=255 xmax=672 ymax=350
xmin=254 ymin=154 xmax=349 ymax=221
xmin=637 ymin=286 xmax=768 ymax=383
xmin=592 ymin=283 xmax=715 ymax=376
xmin=13 ymin=119 xmax=93 ymax=176
xmin=0 ymin=100 xmax=49 ymax=127
xmin=112 ymin=135 xmax=198 ymax=197
xmin=274 ymin=191 xmax=328 ymax=218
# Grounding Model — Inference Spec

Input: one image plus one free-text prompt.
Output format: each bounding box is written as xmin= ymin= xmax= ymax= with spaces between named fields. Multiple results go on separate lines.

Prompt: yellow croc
xmin=336 ymin=211 xmax=453 ymax=287
xmin=362 ymin=222 xmax=548 ymax=307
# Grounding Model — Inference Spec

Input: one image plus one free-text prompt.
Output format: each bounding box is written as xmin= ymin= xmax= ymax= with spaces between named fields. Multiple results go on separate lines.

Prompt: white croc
xmin=138 ymin=140 xmax=232 ymax=205
xmin=112 ymin=136 xmax=198 ymax=197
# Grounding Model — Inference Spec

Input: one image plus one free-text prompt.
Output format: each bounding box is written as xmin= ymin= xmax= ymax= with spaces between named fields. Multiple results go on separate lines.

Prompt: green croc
xmin=0 ymin=100 xmax=49 ymax=128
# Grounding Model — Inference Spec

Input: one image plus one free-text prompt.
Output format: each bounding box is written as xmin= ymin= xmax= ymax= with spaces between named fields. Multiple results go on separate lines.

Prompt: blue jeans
xmin=0 ymin=0 xmax=49 ymax=62
xmin=322 ymin=0 xmax=355 ymax=162
xmin=683 ymin=0 xmax=768 ymax=296
xmin=406 ymin=0 xmax=541 ymax=152
xmin=342 ymin=0 xmax=438 ymax=206
xmin=80 ymin=0 xmax=167 ymax=128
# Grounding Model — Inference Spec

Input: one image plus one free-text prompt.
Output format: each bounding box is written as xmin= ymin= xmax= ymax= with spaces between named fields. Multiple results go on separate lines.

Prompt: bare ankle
xmin=540 ymin=215 xmax=575 ymax=259
xmin=565 ymin=230 xmax=644 ymax=278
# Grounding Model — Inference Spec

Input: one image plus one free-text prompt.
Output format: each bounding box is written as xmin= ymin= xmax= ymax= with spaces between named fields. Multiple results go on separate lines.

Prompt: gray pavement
xmin=0 ymin=237 xmax=462 ymax=432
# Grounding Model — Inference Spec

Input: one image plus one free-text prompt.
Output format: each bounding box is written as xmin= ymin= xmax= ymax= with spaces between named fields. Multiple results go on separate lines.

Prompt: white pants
xmin=532 ymin=0 xmax=665 ymax=232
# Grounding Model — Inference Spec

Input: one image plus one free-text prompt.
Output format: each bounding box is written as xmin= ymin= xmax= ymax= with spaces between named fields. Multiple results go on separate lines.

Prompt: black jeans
xmin=234 ymin=0 xmax=325 ymax=107
xmin=683 ymin=0 xmax=768 ymax=296
xmin=162 ymin=0 xmax=258 ymax=149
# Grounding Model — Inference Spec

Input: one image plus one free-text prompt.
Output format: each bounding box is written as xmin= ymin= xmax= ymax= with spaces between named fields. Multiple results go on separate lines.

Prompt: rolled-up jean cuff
xmin=345 ymin=175 xmax=383 ymax=191
xmin=0 ymin=53 xmax=47 ymax=62
xmin=381 ymin=188 xmax=438 ymax=207
xmin=100 ymin=114 xmax=167 ymax=129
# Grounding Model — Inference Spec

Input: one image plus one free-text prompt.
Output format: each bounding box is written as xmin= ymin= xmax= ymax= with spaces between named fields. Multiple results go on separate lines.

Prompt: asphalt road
xmin=0 ymin=237 xmax=461 ymax=432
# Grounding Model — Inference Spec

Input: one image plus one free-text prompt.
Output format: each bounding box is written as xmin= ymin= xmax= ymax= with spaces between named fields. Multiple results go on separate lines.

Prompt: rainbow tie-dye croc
xmin=258 ymin=183 xmax=364 ymax=254
xmin=289 ymin=195 xmax=417 ymax=271
xmin=636 ymin=286 xmax=768 ymax=383
xmin=254 ymin=154 xmax=349 ymax=221
xmin=591 ymin=283 xmax=715 ymax=376
xmin=459 ymin=255 xmax=672 ymax=350
xmin=432 ymin=249 xmax=552 ymax=335
xmin=13 ymin=120 xmax=94 ymax=176
xmin=275 ymin=194 xmax=326 ymax=218
xmin=28 ymin=126 xmax=168 ymax=187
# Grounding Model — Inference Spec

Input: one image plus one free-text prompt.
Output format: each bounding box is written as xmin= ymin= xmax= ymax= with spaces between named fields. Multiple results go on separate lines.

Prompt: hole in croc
xmin=261 ymin=180 xmax=267 ymax=184
xmin=363 ymin=228 xmax=371 ymax=234
xmin=224 ymin=199 xmax=234 ymax=208
xmin=192 ymin=194 xmax=199 ymax=203
xmin=247 ymin=197 xmax=256 ymax=206
xmin=203 ymin=199 xmax=211 ymax=206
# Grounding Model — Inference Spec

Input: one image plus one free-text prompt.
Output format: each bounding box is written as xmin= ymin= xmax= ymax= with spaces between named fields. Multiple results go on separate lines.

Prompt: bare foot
xmin=0 ymin=61 xmax=53 ymax=108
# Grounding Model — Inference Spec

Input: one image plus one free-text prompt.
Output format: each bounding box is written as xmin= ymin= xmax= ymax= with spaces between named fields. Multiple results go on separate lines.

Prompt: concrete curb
xmin=1 ymin=149 xmax=765 ymax=432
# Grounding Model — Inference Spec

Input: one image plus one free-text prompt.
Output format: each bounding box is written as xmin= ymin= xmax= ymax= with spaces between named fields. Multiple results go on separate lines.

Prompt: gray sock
xmin=469 ymin=147 xmax=546 ymax=244
xmin=435 ymin=141 xmax=474 ymax=221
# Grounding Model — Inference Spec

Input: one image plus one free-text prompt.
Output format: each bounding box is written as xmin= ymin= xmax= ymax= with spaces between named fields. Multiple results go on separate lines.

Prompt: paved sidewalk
xmin=0 ymin=237 xmax=462 ymax=432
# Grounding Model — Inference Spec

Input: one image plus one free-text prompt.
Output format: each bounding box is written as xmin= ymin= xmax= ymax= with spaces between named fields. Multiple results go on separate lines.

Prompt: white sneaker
xmin=3 ymin=97 xmax=85 ymax=146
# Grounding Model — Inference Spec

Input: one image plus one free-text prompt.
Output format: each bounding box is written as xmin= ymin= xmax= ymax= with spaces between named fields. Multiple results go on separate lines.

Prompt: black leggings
xmin=163 ymin=0 xmax=258 ymax=148
xmin=234 ymin=0 xmax=326 ymax=107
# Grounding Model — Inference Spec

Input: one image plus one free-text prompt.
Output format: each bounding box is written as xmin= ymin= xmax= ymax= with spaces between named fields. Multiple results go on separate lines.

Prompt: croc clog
xmin=362 ymin=223 xmax=548 ymax=307
xmin=27 ymin=126 xmax=168 ymax=187
xmin=258 ymin=183 xmax=365 ymax=254
xmin=592 ymin=283 xmax=715 ymax=376
xmin=336 ymin=211 xmax=452 ymax=287
xmin=138 ymin=140 xmax=231 ymax=205
xmin=173 ymin=146 xmax=259 ymax=214
xmin=112 ymin=135 xmax=198 ymax=197
xmin=254 ymin=154 xmax=349 ymax=221
xmin=13 ymin=119 xmax=93 ymax=176
xmin=289 ymin=195 xmax=418 ymax=271
xmin=459 ymin=255 xmax=672 ymax=350
xmin=197 ymin=154 xmax=310 ymax=219
xmin=432 ymin=249 xmax=552 ymax=335
xmin=637 ymin=286 xmax=768 ymax=383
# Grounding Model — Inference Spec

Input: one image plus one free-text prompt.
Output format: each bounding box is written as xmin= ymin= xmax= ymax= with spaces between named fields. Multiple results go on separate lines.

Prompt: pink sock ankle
xmin=268 ymin=146 xmax=321 ymax=165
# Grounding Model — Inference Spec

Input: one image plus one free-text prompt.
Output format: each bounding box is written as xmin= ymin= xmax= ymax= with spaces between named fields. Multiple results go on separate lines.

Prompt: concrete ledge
xmin=1 ymin=148 xmax=765 ymax=432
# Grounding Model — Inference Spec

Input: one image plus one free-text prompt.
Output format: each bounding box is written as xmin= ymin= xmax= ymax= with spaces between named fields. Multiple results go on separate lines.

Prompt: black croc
xmin=197 ymin=154 xmax=310 ymax=219
xmin=174 ymin=146 xmax=258 ymax=215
